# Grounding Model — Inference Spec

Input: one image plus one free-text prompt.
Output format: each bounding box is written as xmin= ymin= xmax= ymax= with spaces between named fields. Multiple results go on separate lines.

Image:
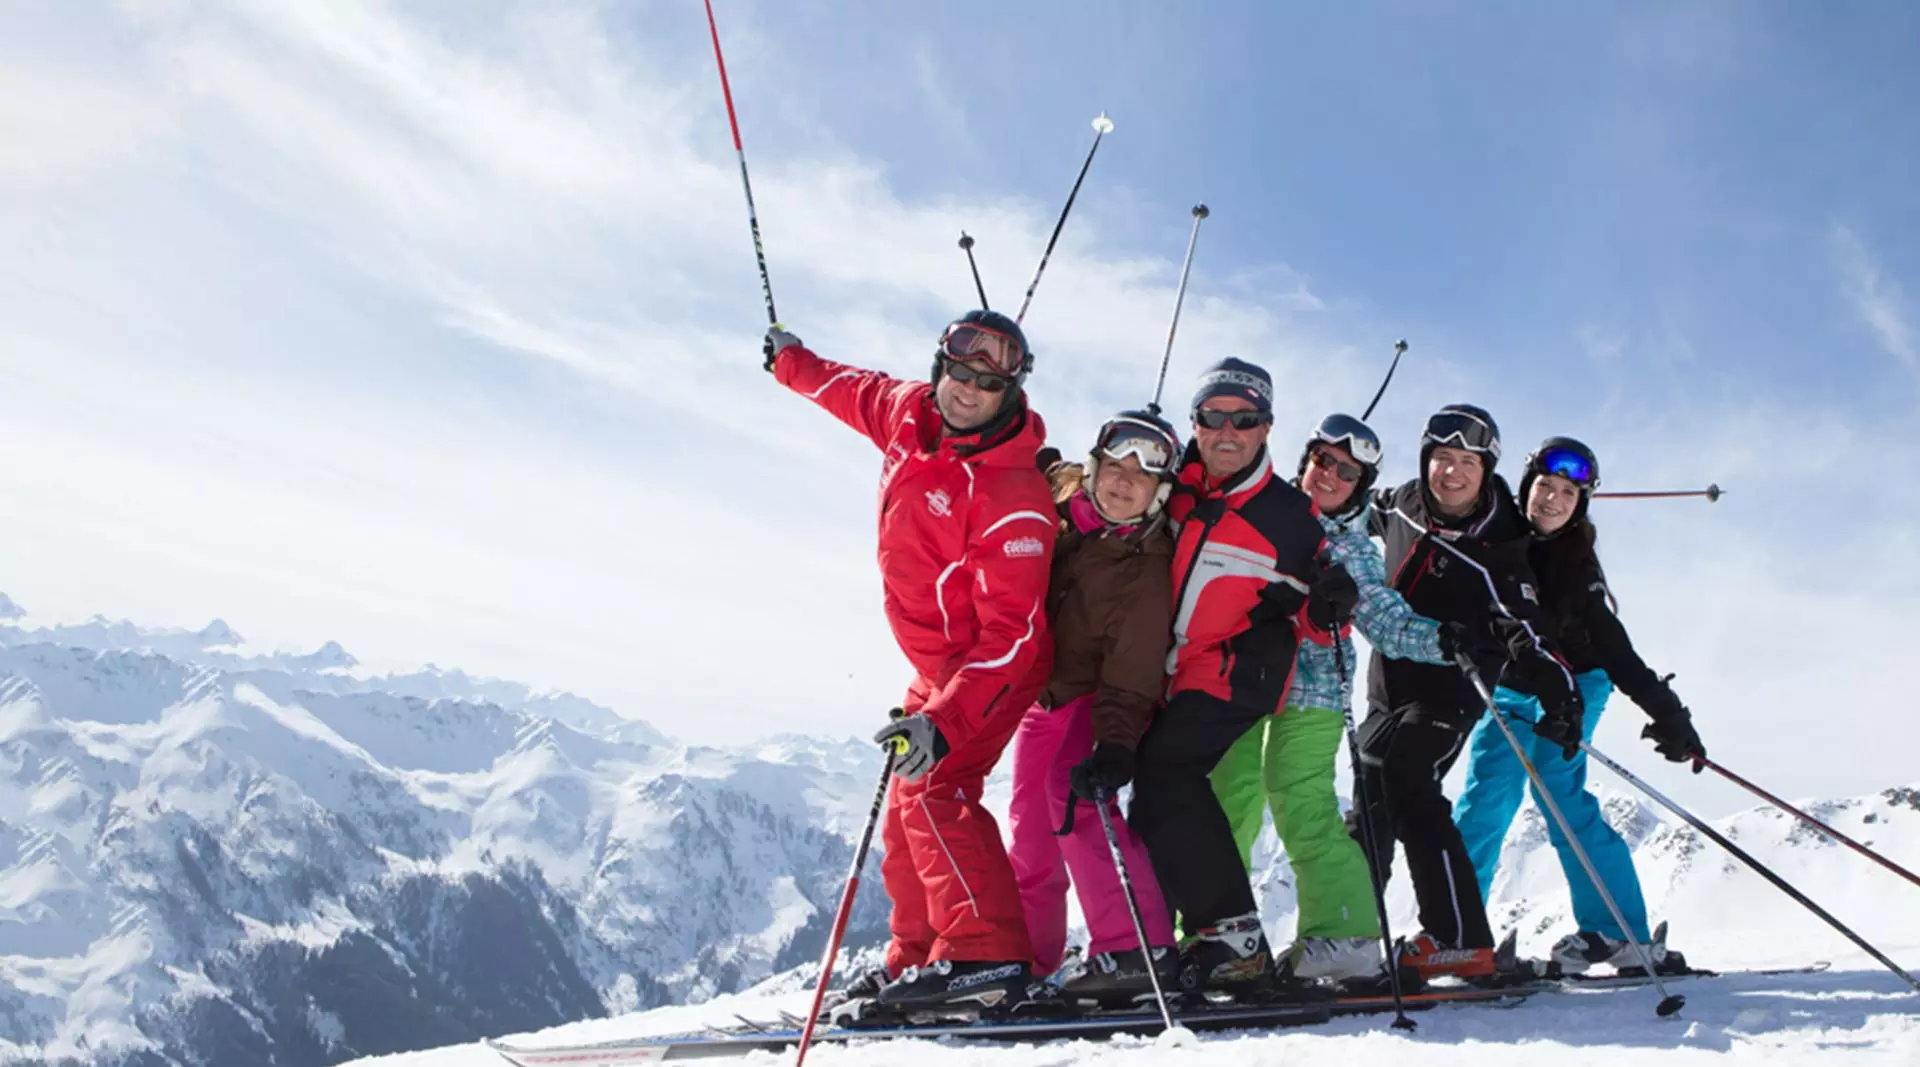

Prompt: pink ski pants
xmin=1006 ymin=696 xmax=1175 ymax=974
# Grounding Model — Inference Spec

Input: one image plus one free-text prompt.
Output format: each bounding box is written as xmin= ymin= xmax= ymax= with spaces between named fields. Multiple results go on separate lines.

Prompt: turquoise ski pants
xmin=1453 ymin=670 xmax=1651 ymax=943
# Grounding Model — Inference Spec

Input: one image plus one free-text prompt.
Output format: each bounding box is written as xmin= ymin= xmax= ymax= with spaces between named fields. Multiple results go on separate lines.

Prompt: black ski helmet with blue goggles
xmin=1518 ymin=436 xmax=1601 ymax=535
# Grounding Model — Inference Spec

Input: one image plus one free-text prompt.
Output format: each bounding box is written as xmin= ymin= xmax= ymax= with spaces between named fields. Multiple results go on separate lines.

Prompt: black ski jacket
xmin=1366 ymin=477 xmax=1578 ymax=723
xmin=1536 ymin=551 xmax=1685 ymax=724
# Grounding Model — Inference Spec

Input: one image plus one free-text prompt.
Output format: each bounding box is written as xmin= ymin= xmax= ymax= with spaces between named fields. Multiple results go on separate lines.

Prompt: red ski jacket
xmin=1164 ymin=443 xmax=1329 ymax=715
xmin=774 ymin=344 xmax=1056 ymax=747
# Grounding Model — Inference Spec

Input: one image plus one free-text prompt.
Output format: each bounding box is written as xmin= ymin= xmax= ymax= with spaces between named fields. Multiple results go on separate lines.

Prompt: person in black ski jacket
xmin=1453 ymin=436 xmax=1706 ymax=975
xmin=1347 ymin=403 xmax=1585 ymax=980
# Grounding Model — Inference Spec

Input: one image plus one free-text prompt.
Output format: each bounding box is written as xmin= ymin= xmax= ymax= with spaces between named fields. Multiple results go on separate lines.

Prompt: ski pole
xmin=1091 ymin=787 xmax=1188 ymax=1042
xmin=1577 ymin=739 xmax=1920 ymax=994
xmin=794 ymin=753 xmax=896 ymax=1066
xmin=1331 ymin=634 xmax=1417 ymax=1031
xmin=703 ymin=0 xmax=779 ymax=327
xmin=1146 ymin=204 xmax=1209 ymax=416
xmin=1594 ymin=485 xmax=1724 ymax=502
xmin=1456 ymin=655 xmax=1686 ymax=1018
xmin=958 ymin=232 xmax=991 ymax=309
xmin=1360 ymin=340 xmax=1409 ymax=422
xmin=1014 ymin=112 xmax=1114 ymax=324
xmin=1694 ymin=757 xmax=1920 ymax=893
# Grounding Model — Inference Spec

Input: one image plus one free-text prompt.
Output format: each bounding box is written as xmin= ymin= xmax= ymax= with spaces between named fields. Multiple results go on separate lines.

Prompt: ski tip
xmin=1656 ymin=994 xmax=1686 ymax=1018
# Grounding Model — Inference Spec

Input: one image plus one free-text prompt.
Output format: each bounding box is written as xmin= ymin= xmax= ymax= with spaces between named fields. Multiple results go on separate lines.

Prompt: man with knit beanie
xmin=1130 ymin=357 xmax=1347 ymax=993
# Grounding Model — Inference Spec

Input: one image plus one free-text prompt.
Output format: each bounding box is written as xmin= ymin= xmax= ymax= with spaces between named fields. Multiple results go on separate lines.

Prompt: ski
xmin=486 ymin=961 xmax=1832 ymax=1065
xmin=485 ymin=985 xmax=1524 ymax=1065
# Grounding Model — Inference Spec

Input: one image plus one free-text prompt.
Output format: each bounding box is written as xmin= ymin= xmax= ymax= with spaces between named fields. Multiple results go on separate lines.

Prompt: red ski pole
xmin=794 ymin=753 xmax=894 ymax=1066
xmin=1698 ymin=757 xmax=1920 ymax=893
xmin=703 ymin=0 xmax=779 ymax=327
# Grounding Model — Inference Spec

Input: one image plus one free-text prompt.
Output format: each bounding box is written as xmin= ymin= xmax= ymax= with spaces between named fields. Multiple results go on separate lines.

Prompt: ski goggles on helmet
xmin=1422 ymin=408 xmax=1501 ymax=459
xmin=940 ymin=322 xmax=1026 ymax=376
xmin=1535 ymin=446 xmax=1597 ymax=488
xmin=1311 ymin=413 xmax=1383 ymax=467
xmin=1308 ymin=448 xmax=1366 ymax=484
xmin=941 ymin=357 xmax=1015 ymax=393
xmin=1095 ymin=418 xmax=1179 ymax=476
xmin=1194 ymin=407 xmax=1273 ymax=431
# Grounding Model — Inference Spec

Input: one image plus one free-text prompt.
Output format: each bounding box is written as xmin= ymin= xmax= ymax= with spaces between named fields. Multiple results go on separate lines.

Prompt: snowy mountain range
xmin=5 ymin=595 xmax=1916 ymax=1067
xmin=0 ymin=598 xmax=890 ymax=1067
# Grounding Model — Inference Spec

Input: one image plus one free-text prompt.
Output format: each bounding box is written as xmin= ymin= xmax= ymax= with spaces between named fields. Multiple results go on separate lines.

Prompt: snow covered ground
xmin=350 ymin=966 xmax=1920 ymax=1066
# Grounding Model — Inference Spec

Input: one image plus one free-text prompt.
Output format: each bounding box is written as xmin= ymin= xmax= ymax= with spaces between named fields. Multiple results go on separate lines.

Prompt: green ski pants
xmin=1209 ymin=706 xmax=1380 ymax=940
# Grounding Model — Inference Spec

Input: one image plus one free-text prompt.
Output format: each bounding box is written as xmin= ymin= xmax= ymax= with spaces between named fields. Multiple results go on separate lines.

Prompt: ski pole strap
xmin=1055 ymin=793 xmax=1078 ymax=836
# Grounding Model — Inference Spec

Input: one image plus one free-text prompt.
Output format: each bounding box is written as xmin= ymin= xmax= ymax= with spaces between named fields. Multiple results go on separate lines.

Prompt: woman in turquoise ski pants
xmin=1451 ymin=437 xmax=1707 ymax=971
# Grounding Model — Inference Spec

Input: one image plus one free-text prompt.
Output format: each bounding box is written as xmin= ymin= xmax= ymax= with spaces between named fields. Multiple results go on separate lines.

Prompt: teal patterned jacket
xmin=1284 ymin=504 xmax=1447 ymax=712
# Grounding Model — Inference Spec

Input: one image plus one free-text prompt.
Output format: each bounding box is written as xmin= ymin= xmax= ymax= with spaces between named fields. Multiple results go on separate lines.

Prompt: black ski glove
xmin=873 ymin=709 xmax=949 ymax=782
xmin=1642 ymin=711 xmax=1706 ymax=770
xmin=1529 ymin=674 xmax=1586 ymax=761
xmin=1485 ymin=616 xmax=1540 ymax=663
xmin=1436 ymin=620 xmax=1501 ymax=665
xmin=764 ymin=325 xmax=802 ymax=372
xmin=1307 ymin=556 xmax=1360 ymax=631
xmin=1070 ymin=742 xmax=1136 ymax=800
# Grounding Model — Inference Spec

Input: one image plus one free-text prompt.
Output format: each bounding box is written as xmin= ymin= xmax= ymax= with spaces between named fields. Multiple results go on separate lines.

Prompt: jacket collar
xmin=1179 ymin=442 xmax=1274 ymax=502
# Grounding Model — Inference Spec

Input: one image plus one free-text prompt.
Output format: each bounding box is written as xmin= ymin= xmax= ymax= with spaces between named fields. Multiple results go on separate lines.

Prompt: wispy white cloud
xmin=1832 ymin=224 xmax=1916 ymax=372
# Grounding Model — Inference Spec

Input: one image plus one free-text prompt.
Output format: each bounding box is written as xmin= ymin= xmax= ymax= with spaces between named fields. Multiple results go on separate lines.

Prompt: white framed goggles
xmin=1313 ymin=413 xmax=1383 ymax=466
xmin=1095 ymin=417 xmax=1178 ymax=476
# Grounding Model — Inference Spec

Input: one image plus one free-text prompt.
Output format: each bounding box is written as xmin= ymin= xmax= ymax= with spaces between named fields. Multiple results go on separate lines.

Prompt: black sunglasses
xmin=943 ymin=357 xmax=1015 ymax=393
xmin=1193 ymin=408 xmax=1272 ymax=431
xmin=1310 ymin=447 xmax=1365 ymax=484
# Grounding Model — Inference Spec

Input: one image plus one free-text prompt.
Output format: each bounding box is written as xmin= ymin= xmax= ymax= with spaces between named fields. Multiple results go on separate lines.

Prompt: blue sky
xmin=1 ymin=0 xmax=1915 ymax=815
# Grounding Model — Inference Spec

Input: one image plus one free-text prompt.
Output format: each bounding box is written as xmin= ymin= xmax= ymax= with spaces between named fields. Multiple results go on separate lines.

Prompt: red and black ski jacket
xmin=1367 ymin=477 xmax=1577 ymax=722
xmin=1163 ymin=443 xmax=1329 ymax=718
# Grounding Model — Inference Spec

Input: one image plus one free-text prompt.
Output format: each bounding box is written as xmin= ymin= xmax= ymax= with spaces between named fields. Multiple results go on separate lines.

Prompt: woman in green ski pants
xmin=1209 ymin=414 xmax=1456 ymax=981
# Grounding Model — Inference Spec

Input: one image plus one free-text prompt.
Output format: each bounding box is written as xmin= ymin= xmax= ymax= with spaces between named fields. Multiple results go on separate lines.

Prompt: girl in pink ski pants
xmin=1007 ymin=693 xmax=1175 ymax=974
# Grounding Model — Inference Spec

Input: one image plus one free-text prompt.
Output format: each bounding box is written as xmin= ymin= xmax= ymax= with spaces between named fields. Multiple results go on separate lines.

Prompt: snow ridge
xmin=0 ymin=596 xmax=885 ymax=1067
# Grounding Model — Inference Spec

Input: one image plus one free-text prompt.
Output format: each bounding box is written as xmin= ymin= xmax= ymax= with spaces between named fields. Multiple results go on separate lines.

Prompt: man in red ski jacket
xmin=765 ymin=311 xmax=1055 ymax=1013
xmin=1129 ymin=357 xmax=1339 ymax=992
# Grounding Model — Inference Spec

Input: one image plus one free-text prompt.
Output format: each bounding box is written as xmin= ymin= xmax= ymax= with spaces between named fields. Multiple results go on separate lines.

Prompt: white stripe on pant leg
xmin=1431 ymin=728 xmax=1468 ymax=947
xmin=1442 ymin=851 xmax=1465 ymax=949
xmin=919 ymin=795 xmax=982 ymax=919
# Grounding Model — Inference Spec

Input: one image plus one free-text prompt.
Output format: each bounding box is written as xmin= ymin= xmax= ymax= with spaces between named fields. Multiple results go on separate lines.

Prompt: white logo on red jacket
xmin=926 ymin=489 xmax=952 ymax=517
xmin=1003 ymin=535 xmax=1045 ymax=559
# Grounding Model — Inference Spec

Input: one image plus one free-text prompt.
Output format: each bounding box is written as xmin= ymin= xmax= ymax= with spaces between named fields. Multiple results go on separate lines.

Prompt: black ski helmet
xmin=1297 ymin=413 xmax=1382 ymax=518
xmin=1087 ymin=408 xmax=1181 ymax=522
xmin=1419 ymin=402 xmax=1502 ymax=474
xmin=931 ymin=309 xmax=1033 ymax=388
xmin=1519 ymin=436 xmax=1602 ymax=535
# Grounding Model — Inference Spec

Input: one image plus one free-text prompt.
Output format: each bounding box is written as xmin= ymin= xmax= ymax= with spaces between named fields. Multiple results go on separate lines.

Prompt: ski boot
xmin=823 ymin=965 xmax=890 ymax=1010
xmin=1396 ymin=932 xmax=1496 ymax=982
xmin=1552 ymin=921 xmax=1690 ymax=976
xmin=876 ymin=959 xmax=1032 ymax=1013
xmin=1059 ymin=946 xmax=1179 ymax=1007
xmin=1282 ymin=936 xmax=1386 ymax=983
xmin=1178 ymin=912 xmax=1273 ymax=994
